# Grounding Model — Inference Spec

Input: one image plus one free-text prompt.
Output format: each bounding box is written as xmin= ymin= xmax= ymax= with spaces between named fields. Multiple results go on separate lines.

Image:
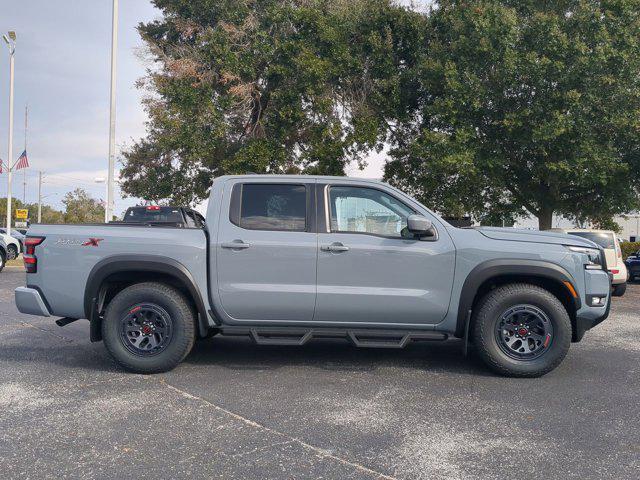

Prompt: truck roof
xmin=212 ymin=174 xmax=385 ymax=184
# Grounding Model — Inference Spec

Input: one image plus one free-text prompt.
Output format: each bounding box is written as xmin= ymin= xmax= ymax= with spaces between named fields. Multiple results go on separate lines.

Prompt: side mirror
xmin=407 ymin=215 xmax=434 ymax=237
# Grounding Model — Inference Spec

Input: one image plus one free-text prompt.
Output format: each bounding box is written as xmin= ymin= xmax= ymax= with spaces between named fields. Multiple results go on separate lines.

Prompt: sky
xmin=0 ymin=0 xmax=160 ymax=216
xmin=0 ymin=0 xmax=390 ymax=219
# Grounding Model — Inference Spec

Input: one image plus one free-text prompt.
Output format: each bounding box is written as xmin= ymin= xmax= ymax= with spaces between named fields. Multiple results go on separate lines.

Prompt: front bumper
xmin=574 ymin=294 xmax=611 ymax=341
xmin=15 ymin=287 xmax=51 ymax=317
xmin=574 ymin=268 xmax=612 ymax=342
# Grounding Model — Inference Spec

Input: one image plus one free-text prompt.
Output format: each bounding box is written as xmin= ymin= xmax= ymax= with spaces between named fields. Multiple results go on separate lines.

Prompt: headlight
xmin=567 ymin=246 xmax=602 ymax=269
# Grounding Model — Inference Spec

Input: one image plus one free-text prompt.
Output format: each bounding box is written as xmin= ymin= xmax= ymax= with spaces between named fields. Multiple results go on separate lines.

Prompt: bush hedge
xmin=621 ymin=242 xmax=640 ymax=260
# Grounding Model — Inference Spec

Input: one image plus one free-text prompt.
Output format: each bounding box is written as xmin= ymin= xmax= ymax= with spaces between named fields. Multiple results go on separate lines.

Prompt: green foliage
xmin=62 ymin=189 xmax=105 ymax=224
xmin=385 ymin=0 xmax=640 ymax=229
xmin=621 ymin=241 xmax=640 ymax=259
xmin=0 ymin=197 xmax=65 ymax=225
xmin=590 ymin=216 xmax=622 ymax=234
xmin=35 ymin=205 xmax=65 ymax=224
xmin=121 ymin=0 xmax=640 ymax=226
xmin=121 ymin=0 xmax=422 ymax=204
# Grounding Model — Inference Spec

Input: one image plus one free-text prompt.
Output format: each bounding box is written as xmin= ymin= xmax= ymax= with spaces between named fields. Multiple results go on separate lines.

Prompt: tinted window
xmin=568 ymin=232 xmax=615 ymax=249
xmin=328 ymin=186 xmax=414 ymax=238
xmin=124 ymin=207 xmax=184 ymax=223
xmin=239 ymin=184 xmax=306 ymax=231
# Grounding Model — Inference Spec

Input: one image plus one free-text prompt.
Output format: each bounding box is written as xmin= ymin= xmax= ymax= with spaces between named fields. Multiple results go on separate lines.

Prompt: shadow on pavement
xmin=184 ymin=336 xmax=493 ymax=377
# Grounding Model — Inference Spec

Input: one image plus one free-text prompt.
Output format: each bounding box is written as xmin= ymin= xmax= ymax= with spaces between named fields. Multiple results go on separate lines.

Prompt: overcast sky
xmin=0 ymin=0 xmax=159 ymax=215
xmin=0 ymin=1 xmax=397 ymax=216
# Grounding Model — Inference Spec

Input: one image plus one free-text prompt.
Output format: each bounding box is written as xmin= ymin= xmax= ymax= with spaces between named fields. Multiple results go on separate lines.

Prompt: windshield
xmin=124 ymin=207 xmax=183 ymax=223
xmin=568 ymin=232 xmax=615 ymax=249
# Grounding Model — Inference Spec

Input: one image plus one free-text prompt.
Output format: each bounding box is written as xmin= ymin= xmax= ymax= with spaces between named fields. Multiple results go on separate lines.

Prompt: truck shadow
xmin=0 ymin=324 xmax=492 ymax=377
xmin=183 ymin=336 xmax=493 ymax=377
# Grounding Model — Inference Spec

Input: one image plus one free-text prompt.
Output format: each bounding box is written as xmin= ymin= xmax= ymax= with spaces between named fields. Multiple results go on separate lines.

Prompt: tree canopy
xmin=385 ymin=0 xmax=640 ymax=228
xmin=121 ymin=0 xmax=421 ymax=205
xmin=122 ymin=0 xmax=640 ymax=228
xmin=61 ymin=189 xmax=105 ymax=224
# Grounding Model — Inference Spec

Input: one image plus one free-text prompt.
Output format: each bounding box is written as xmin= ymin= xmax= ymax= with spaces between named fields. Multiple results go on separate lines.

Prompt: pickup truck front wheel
xmin=472 ymin=283 xmax=571 ymax=378
xmin=102 ymin=282 xmax=196 ymax=373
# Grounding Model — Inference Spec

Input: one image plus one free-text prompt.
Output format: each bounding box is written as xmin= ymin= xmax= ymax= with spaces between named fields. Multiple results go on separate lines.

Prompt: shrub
xmin=621 ymin=242 xmax=640 ymax=260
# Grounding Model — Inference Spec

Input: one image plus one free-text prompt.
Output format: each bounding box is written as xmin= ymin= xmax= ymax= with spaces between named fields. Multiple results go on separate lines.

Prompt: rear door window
xmin=234 ymin=184 xmax=307 ymax=231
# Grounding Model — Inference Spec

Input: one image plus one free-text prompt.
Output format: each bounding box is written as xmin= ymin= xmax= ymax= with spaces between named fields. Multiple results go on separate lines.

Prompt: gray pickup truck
xmin=15 ymin=175 xmax=611 ymax=377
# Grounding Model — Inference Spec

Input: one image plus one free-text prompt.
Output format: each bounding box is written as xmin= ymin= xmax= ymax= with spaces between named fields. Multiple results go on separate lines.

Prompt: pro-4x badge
xmin=82 ymin=238 xmax=104 ymax=247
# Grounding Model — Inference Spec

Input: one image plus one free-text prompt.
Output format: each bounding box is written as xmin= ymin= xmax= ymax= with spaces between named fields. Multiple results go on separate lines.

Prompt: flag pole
xmin=23 ymin=104 xmax=27 ymax=204
xmin=37 ymin=171 xmax=42 ymax=223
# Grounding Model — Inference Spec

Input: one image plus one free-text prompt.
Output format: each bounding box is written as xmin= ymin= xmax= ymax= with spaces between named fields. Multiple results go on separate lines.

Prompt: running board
xmin=219 ymin=327 xmax=447 ymax=348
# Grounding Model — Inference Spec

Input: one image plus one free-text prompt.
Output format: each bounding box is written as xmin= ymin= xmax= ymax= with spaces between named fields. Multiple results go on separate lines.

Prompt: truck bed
xmin=24 ymin=223 xmax=209 ymax=320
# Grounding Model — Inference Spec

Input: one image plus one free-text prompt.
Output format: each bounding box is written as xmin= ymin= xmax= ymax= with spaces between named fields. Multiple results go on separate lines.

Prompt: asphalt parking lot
xmin=0 ymin=269 xmax=638 ymax=479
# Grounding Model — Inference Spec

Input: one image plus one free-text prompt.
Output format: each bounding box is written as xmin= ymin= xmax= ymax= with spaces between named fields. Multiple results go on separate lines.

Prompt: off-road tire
xmin=102 ymin=282 xmax=196 ymax=373
xmin=612 ymin=283 xmax=626 ymax=297
xmin=472 ymin=283 xmax=572 ymax=378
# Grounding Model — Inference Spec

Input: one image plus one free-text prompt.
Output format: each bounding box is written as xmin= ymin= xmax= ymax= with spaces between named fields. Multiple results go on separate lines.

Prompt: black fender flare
xmin=84 ymin=254 xmax=210 ymax=340
xmin=455 ymin=259 xmax=581 ymax=338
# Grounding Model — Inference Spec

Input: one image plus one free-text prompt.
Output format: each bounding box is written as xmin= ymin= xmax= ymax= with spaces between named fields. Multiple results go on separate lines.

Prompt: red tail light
xmin=146 ymin=205 xmax=161 ymax=211
xmin=24 ymin=236 xmax=45 ymax=273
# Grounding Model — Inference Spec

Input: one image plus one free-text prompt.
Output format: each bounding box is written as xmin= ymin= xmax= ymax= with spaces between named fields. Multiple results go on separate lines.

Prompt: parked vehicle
xmin=118 ymin=206 xmax=206 ymax=228
xmin=0 ymin=237 xmax=6 ymax=273
xmin=549 ymin=229 xmax=627 ymax=296
xmin=625 ymin=250 xmax=640 ymax=282
xmin=15 ymin=175 xmax=611 ymax=377
xmin=0 ymin=228 xmax=25 ymax=253
xmin=0 ymin=231 xmax=21 ymax=260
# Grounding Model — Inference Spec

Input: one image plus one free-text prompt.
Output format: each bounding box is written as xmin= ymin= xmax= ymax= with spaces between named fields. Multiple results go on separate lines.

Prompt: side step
xmin=220 ymin=326 xmax=447 ymax=348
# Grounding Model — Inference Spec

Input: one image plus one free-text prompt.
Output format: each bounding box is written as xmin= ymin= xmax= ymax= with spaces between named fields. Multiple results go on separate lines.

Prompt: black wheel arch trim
xmin=84 ymin=255 xmax=210 ymax=339
xmin=455 ymin=259 xmax=581 ymax=338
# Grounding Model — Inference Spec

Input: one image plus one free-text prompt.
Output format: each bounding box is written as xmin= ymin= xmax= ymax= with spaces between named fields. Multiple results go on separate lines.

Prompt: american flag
xmin=15 ymin=150 xmax=29 ymax=170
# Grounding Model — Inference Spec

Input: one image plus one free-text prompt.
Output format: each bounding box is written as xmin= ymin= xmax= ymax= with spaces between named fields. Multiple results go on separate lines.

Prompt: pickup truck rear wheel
xmin=472 ymin=283 xmax=571 ymax=378
xmin=102 ymin=282 xmax=196 ymax=373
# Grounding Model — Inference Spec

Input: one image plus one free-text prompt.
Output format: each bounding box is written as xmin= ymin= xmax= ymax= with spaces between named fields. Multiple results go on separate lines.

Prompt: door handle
xmin=221 ymin=240 xmax=251 ymax=250
xmin=321 ymin=242 xmax=349 ymax=252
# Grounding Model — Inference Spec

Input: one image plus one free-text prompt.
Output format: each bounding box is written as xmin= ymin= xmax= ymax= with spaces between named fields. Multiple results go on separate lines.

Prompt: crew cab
xmin=15 ymin=175 xmax=611 ymax=377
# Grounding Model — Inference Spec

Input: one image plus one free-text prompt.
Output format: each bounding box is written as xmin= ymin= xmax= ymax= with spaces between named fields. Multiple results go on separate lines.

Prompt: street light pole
xmin=106 ymin=0 xmax=118 ymax=222
xmin=3 ymin=32 xmax=16 ymax=232
xmin=37 ymin=171 xmax=42 ymax=223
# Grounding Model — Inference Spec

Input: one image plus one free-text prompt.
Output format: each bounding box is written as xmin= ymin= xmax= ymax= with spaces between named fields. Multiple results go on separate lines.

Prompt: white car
xmin=0 ymin=233 xmax=21 ymax=260
xmin=550 ymin=228 xmax=628 ymax=297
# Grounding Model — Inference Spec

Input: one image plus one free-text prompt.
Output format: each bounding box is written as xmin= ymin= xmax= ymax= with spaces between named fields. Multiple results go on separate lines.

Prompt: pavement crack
xmin=226 ymin=440 xmax=294 ymax=458
xmin=158 ymin=379 xmax=398 ymax=480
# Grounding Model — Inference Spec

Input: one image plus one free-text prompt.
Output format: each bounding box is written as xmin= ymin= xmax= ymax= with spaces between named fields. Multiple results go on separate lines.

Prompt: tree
xmin=62 ymin=189 xmax=105 ymax=224
xmin=385 ymin=0 xmax=640 ymax=229
xmin=0 ymin=197 xmax=65 ymax=225
xmin=120 ymin=0 xmax=422 ymax=205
